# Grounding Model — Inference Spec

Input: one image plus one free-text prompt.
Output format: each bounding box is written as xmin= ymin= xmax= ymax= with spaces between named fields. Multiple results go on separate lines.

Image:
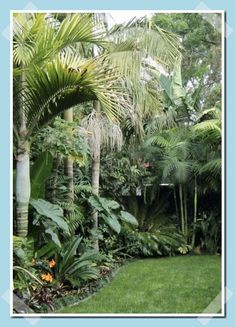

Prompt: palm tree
xmin=63 ymin=108 xmax=74 ymax=202
xmin=81 ymin=102 xmax=123 ymax=250
xmin=150 ymin=128 xmax=191 ymax=235
xmin=78 ymin=15 xmax=183 ymax=249
xmin=190 ymin=106 xmax=221 ymax=247
xmin=13 ymin=13 xmax=128 ymax=237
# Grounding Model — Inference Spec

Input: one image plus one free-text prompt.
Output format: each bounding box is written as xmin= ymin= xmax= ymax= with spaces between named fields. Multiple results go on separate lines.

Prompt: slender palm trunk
xmin=173 ymin=186 xmax=180 ymax=224
xmin=45 ymin=154 xmax=61 ymax=203
xmin=16 ymin=148 xmax=30 ymax=237
xmin=191 ymin=176 xmax=198 ymax=248
xmin=184 ymin=185 xmax=188 ymax=241
xmin=15 ymin=70 xmax=30 ymax=237
xmin=64 ymin=109 xmax=74 ymax=202
xmin=179 ymin=183 xmax=185 ymax=235
xmin=91 ymin=101 xmax=101 ymax=251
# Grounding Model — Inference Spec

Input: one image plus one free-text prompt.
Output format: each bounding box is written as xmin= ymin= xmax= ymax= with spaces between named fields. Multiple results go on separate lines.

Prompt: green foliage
xmin=30 ymin=199 xmax=69 ymax=234
xmin=120 ymin=211 xmax=138 ymax=226
xmin=13 ymin=236 xmax=34 ymax=268
xmin=36 ymin=237 xmax=99 ymax=287
xmin=195 ymin=212 xmax=221 ymax=254
xmin=30 ymin=151 xmax=53 ymax=199
xmin=100 ymin=151 xmax=151 ymax=198
xmin=121 ymin=225 xmax=187 ymax=257
xmin=30 ymin=199 xmax=70 ymax=247
xmin=159 ymin=55 xmax=185 ymax=106
xmin=32 ymin=118 xmax=89 ymax=166
xmin=178 ymin=244 xmax=192 ymax=254
xmin=13 ymin=236 xmax=42 ymax=293
xmin=123 ymin=194 xmax=173 ymax=233
xmin=88 ymin=195 xmax=138 ymax=233
xmin=13 ymin=13 xmax=132 ymax=149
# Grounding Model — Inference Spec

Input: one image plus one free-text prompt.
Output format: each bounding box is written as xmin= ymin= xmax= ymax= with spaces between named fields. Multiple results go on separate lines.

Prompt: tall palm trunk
xmin=91 ymin=101 xmax=101 ymax=251
xmin=15 ymin=70 xmax=31 ymax=237
xmin=173 ymin=186 xmax=180 ymax=224
xmin=15 ymin=123 xmax=30 ymax=237
xmin=16 ymin=148 xmax=30 ymax=237
xmin=179 ymin=183 xmax=185 ymax=235
xmin=191 ymin=176 xmax=198 ymax=248
xmin=45 ymin=154 xmax=61 ymax=203
xmin=64 ymin=109 xmax=74 ymax=202
xmin=184 ymin=185 xmax=188 ymax=241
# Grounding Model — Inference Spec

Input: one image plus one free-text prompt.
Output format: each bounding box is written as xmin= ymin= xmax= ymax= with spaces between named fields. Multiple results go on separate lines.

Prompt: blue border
xmin=1 ymin=1 xmax=234 ymax=326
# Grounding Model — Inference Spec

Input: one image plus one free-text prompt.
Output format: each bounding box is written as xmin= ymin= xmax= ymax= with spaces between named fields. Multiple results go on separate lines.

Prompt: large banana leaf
xmin=159 ymin=56 xmax=185 ymax=105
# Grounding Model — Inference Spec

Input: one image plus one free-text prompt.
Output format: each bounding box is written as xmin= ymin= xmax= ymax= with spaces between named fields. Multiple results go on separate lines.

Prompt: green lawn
xmin=58 ymin=255 xmax=221 ymax=314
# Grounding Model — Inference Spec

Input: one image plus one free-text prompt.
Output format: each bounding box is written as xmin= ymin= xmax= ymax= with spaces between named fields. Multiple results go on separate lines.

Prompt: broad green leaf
xmin=30 ymin=199 xmax=69 ymax=234
xmin=98 ymin=197 xmax=114 ymax=213
xmin=60 ymin=236 xmax=83 ymax=272
xmin=88 ymin=195 xmax=104 ymax=212
xmin=45 ymin=228 xmax=61 ymax=247
xmin=88 ymin=195 xmax=120 ymax=213
xmin=106 ymin=199 xmax=120 ymax=210
xmin=30 ymin=151 xmax=53 ymax=199
xmin=36 ymin=242 xmax=58 ymax=258
xmin=171 ymin=56 xmax=185 ymax=100
xmin=102 ymin=214 xmax=121 ymax=234
xmin=120 ymin=211 xmax=138 ymax=226
xmin=159 ymin=74 xmax=172 ymax=100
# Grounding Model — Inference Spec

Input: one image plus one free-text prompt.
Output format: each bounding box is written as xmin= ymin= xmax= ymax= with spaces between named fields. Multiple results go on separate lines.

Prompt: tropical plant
xmin=30 ymin=198 xmax=70 ymax=247
xmin=120 ymin=225 xmax=187 ymax=257
xmin=88 ymin=195 xmax=138 ymax=234
xmin=13 ymin=13 xmax=128 ymax=237
xmin=13 ymin=236 xmax=42 ymax=297
xmin=35 ymin=236 xmax=99 ymax=287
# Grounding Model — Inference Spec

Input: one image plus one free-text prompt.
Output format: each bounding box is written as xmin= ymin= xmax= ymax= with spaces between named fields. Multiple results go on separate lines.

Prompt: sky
xmin=107 ymin=11 xmax=153 ymax=26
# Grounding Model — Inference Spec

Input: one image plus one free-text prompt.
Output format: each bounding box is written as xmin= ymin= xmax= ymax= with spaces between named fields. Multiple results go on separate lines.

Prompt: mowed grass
xmin=58 ymin=255 xmax=221 ymax=314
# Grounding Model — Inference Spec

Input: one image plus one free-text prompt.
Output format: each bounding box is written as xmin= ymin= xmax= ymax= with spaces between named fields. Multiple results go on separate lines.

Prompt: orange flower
xmin=41 ymin=273 xmax=53 ymax=283
xmin=49 ymin=259 xmax=56 ymax=268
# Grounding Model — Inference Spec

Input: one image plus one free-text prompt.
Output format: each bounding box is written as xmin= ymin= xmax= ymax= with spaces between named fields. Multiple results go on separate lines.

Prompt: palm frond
xmin=199 ymin=158 xmax=221 ymax=177
xmin=81 ymin=110 xmax=124 ymax=156
xmin=13 ymin=13 xmax=105 ymax=67
xmin=193 ymin=119 xmax=221 ymax=140
xmin=14 ymin=55 xmax=129 ymax=138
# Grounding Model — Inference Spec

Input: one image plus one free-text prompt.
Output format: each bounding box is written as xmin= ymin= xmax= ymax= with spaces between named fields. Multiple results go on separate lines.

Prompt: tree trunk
xmin=15 ymin=141 xmax=30 ymax=237
xmin=173 ymin=186 xmax=180 ymax=224
xmin=191 ymin=176 xmax=198 ymax=248
xmin=184 ymin=185 xmax=188 ymax=241
xmin=63 ymin=109 xmax=74 ymax=202
xmin=179 ymin=184 xmax=185 ymax=235
xmin=15 ymin=69 xmax=30 ymax=237
xmin=91 ymin=101 xmax=101 ymax=251
xmin=45 ymin=154 xmax=61 ymax=203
